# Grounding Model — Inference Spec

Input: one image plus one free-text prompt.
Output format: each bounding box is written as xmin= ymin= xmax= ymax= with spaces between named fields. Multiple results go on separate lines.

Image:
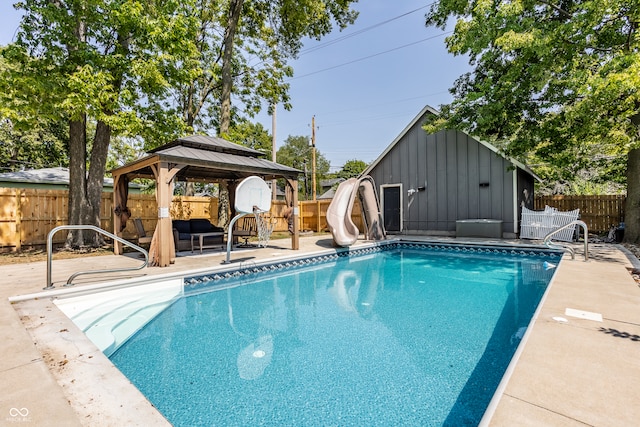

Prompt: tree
xmin=0 ymin=117 xmax=68 ymax=173
xmin=106 ymin=136 xmax=146 ymax=171
xmin=424 ymin=0 xmax=640 ymax=242
xmin=0 ymin=47 xmax=69 ymax=172
xmin=2 ymin=1 xmax=360 ymax=245
xmin=180 ymin=0 xmax=358 ymax=225
xmin=226 ymin=120 xmax=272 ymax=153
xmin=277 ymin=135 xmax=330 ymax=199
xmin=216 ymin=0 xmax=359 ymax=134
xmin=337 ymin=159 xmax=368 ymax=179
xmin=1 ymin=1 xmax=198 ymax=248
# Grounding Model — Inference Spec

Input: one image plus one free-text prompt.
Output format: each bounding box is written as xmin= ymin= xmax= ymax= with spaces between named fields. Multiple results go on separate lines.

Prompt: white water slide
xmin=326 ymin=175 xmax=386 ymax=247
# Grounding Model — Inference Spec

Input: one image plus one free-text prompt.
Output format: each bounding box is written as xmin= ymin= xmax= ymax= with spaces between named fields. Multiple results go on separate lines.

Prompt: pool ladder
xmin=45 ymin=225 xmax=149 ymax=290
xmin=543 ymin=220 xmax=589 ymax=261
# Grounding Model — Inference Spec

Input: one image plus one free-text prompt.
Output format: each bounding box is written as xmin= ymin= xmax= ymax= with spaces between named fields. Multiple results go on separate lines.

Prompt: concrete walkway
xmin=1 ymin=235 xmax=639 ymax=426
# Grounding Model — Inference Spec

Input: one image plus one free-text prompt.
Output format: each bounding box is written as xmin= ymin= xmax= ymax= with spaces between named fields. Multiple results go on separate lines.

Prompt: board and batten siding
xmin=369 ymin=124 xmax=517 ymax=236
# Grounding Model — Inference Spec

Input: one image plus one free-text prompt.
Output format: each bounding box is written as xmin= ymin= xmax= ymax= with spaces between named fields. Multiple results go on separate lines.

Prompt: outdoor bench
xmin=172 ymin=218 xmax=224 ymax=252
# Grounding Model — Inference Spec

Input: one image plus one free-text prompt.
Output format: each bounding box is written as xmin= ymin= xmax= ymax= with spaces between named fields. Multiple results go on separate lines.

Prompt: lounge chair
xmin=232 ymin=215 xmax=258 ymax=247
xmin=133 ymin=218 xmax=153 ymax=246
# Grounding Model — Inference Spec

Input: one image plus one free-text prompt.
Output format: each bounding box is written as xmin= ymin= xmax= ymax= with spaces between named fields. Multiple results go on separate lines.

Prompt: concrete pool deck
xmin=1 ymin=235 xmax=639 ymax=426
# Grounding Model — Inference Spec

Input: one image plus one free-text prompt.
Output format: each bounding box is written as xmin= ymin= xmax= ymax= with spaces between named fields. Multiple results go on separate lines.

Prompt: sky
xmin=0 ymin=1 xmax=472 ymax=172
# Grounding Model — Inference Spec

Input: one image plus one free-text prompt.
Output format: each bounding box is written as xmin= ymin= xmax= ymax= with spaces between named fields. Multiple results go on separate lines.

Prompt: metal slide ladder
xmin=45 ymin=225 xmax=149 ymax=290
xmin=543 ymin=220 xmax=589 ymax=261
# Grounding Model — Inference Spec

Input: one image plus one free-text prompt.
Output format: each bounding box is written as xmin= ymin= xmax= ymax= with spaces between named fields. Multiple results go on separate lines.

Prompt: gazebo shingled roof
xmin=149 ymin=134 xmax=263 ymax=156
xmin=110 ymin=135 xmax=302 ymax=267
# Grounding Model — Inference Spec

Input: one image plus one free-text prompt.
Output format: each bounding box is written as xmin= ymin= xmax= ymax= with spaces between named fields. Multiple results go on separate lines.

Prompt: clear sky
xmin=0 ymin=1 xmax=472 ymax=172
xmin=255 ymin=0 xmax=472 ymax=171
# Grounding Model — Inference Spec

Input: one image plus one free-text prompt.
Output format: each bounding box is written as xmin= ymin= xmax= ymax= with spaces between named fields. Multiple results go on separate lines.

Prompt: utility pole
xmin=311 ymin=115 xmax=317 ymax=201
xmin=271 ymin=104 xmax=277 ymax=201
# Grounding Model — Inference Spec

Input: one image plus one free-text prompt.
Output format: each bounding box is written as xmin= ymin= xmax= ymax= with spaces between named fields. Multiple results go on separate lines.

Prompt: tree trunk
xmin=217 ymin=180 xmax=230 ymax=229
xmin=66 ymin=115 xmax=88 ymax=248
xmin=65 ymin=119 xmax=112 ymax=248
xmin=186 ymin=182 xmax=195 ymax=196
xmin=624 ymin=148 xmax=640 ymax=243
xmin=86 ymin=120 xmax=112 ymax=245
xmin=219 ymin=0 xmax=244 ymax=135
xmin=217 ymin=0 xmax=243 ymax=228
xmin=65 ymin=11 xmax=90 ymax=248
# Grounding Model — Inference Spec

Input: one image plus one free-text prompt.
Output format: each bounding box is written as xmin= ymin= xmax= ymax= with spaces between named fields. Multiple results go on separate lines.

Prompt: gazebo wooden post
xmin=168 ymin=180 xmax=176 ymax=262
xmin=156 ymin=162 xmax=174 ymax=267
xmin=228 ymin=180 xmax=238 ymax=220
xmin=113 ymin=174 xmax=123 ymax=255
xmin=289 ymin=178 xmax=300 ymax=250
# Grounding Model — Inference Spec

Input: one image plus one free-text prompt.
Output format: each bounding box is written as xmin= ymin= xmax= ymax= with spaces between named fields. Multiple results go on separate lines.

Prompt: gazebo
xmin=110 ymin=135 xmax=302 ymax=267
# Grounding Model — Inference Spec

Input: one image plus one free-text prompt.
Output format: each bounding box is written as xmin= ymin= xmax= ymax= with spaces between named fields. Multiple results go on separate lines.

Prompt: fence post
xmin=299 ymin=202 xmax=304 ymax=231
xmin=16 ymin=189 xmax=22 ymax=251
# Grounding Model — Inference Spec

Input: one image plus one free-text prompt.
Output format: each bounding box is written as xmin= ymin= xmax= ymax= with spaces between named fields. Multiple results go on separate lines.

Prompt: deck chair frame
xmin=133 ymin=218 xmax=153 ymax=245
xmin=232 ymin=215 xmax=258 ymax=247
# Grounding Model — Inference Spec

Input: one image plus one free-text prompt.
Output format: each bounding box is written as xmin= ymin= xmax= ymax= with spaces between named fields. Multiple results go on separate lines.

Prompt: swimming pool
xmin=105 ymin=242 xmax=559 ymax=426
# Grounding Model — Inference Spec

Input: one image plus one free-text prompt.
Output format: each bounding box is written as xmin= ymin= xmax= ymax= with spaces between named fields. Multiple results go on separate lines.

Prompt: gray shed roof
xmin=320 ymin=178 xmax=345 ymax=188
xmin=318 ymin=188 xmax=337 ymax=199
xmin=363 ymin=105 xmax=541 ymax=182
xmin=0 ymin=167 xmax=85 ymax=185
xmin=0 ymin=167 xmax=142 ymax=188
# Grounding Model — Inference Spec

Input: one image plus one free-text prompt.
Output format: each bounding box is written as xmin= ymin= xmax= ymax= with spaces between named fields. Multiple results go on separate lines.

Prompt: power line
xmin=291 ymin=32 xmax=452 ymax=80
xmin=271 ymin=91 xmax=450 ymax=141
xmin=318 ymin=91 xmax=449 ymax=120
xmin=299 ymin=4 xmax=434 ymax=56
xmin=245 ymin=2 xmax=436 ymax=73
xmin=323 ymin=110 xmax=430 ymax=128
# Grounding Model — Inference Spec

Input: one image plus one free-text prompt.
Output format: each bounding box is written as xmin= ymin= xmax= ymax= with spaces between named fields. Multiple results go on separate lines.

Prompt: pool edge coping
xmin=9 ymin=237 xmax=555 ymax=304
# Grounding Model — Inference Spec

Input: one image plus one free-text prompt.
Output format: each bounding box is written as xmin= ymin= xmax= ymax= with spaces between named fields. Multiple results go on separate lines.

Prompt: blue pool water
xmin=110 ymin=244 xmax=558 ymax=426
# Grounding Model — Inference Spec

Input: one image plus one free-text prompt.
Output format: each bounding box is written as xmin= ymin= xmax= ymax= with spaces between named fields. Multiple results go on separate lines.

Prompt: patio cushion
xmin=190 ymin=218 xmax=222 ymax=233
xmin=172 ymin=219 xmax=191 ymax=234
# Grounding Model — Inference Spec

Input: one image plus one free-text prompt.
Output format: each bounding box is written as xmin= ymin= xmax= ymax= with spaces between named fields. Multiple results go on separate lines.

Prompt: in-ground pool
xmin=105 ymin=242 xmax=559 ymax=426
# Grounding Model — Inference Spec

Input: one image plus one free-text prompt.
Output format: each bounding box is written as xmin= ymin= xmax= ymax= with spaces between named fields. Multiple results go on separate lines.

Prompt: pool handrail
xmin=223 ymin=212 xmax=250 ymax=264
xmin=543 ymin=220 xmax=588 ymax=261
xmin=45 ymin=225 xmax=149 ymax=290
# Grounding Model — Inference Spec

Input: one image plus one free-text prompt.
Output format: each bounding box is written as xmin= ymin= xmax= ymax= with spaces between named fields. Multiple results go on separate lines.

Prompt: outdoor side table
xmin=191 ymin=232 xmax=224 ymax=254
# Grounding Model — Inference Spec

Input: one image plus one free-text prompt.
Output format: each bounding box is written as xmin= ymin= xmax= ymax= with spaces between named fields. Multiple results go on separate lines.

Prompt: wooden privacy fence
xmin=0 ymin=188 xmax=363 ymax=250
xmin=0 ymin=188 xmax=625 ymax=250
xmin=534 ymin=195 xmax=626 ymax=233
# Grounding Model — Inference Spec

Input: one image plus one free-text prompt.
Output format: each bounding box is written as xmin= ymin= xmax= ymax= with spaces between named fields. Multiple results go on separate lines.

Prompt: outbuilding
xmin=363 ymin=106 xmax=540 ymax=238
xmin=0 ymin=167 xmax=143 ymax=193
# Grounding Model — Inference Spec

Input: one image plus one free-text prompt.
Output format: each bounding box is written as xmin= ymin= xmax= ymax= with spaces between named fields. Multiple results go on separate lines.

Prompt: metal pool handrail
xmin=45 ymin=225 xmax=149 ymax=290
xmin=543 ymin=220 xmax=588 ymax=261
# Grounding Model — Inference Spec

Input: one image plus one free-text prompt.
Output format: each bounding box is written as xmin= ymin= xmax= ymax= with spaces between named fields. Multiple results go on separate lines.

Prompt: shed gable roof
xmin=0 ymin=167 xmax=79 ymax=185
xmin=363 ymin=105 xmax=540 ymax=182
xmin=0 ymin=167 xmax=142 ymax=188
